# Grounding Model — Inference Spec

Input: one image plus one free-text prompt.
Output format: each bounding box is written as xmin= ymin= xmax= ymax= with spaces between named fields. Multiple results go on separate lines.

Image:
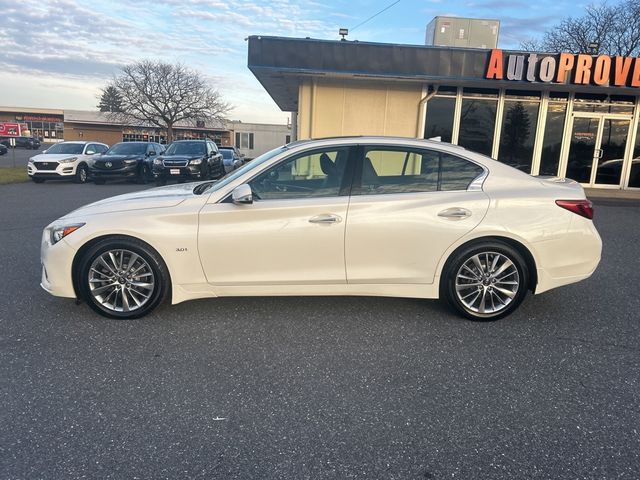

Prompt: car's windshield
xmin=105 ymin=143 xmax=147 ymax=155
xmin=220 ymin=150 xmax=233 ymax=159
xmin=45 ymin=143 xmax=84 ymax=155
xmin=165 ymin=142 xmax=206 ymax=156
xmin=194 ymin=146 xmax=287 ymax=195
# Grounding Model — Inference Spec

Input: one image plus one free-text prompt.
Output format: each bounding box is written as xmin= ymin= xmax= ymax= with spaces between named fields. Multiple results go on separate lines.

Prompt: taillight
xmin=555 ymin=199 xmax=594 ymax=219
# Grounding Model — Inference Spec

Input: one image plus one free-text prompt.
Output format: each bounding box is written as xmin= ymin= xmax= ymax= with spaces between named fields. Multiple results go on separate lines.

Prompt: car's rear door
xmin=198 ymin=145 xmax=356 ymax=286
xmin=345 ymin=145 xmax=490 ymax=285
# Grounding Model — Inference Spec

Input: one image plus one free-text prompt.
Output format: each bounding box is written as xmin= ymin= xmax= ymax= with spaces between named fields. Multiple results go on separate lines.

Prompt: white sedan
xmin=28 ymin=141 xmax=109 ymax=183
xmin=40 ymin=137 xmax=602 ymax=321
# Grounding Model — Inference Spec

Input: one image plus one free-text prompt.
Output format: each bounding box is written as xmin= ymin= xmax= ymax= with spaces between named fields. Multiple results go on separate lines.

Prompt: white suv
xmin=28 ymin=141 xmax=109 ymax=184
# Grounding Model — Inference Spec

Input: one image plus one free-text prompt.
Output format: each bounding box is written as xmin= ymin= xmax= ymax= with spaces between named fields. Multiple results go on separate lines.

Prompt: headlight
xmin=153 ymin=158 xmax=163 ymax=165
xmin=189 ymin=158 xmax=202 ymax=165
xmin=58 ymin=157 xmax=78 ymax=164
xmin=49 ymin=223 xmax=85 ymax=245
xmin=124 ymin=159 xmax=138 ymax=164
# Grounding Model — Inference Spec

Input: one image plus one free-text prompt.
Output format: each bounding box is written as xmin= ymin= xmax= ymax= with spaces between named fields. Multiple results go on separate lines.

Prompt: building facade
xmin=228 ymin=120 xmax=291 ymax=159
xmin=248 ymin=36 xmax=640 ymax=190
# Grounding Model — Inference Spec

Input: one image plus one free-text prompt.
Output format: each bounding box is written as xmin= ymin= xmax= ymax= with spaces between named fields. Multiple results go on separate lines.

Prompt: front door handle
xmin=438 ymin=207 xmax=472 ymax=220
xmin=309 ymin=214 xmax=342 ymax=224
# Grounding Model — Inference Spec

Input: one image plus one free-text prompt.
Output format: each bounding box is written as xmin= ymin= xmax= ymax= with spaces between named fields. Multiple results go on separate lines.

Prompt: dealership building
xmin=248 ymin=35 xmax=640 ymax=190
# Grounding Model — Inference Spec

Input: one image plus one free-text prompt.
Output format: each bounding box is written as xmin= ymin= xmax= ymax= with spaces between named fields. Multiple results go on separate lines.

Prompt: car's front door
xmin=345 ymin=145 xmax=490 ymax=285
xmin=198 ymin=146 xmax=355 ymax=286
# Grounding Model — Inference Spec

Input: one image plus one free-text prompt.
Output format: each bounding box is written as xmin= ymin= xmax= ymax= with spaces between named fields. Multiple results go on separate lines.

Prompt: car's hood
xmin=94 ymin=154 xmax=144 ymax=162
xmin=63 ymin=183 xmax=199 ymax=218
xmin=30 ymin=153 xmax=81 ymax=162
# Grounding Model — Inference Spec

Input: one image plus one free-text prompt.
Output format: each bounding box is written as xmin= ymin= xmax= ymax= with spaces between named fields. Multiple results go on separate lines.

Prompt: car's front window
xmin=250 ymin=147 xmax=350 ymax=200
xmin=194 ymin=146 xmax=287 ymax=195
xmin=45 ymin=143 xmax=84 ymax=155
xmin=105 ymin=143 xmax=147 ymax=155
xmin=221 ymin=150 xmax=233 ymax=159
xmin=165 ymin=142 xmax=206 ymax=156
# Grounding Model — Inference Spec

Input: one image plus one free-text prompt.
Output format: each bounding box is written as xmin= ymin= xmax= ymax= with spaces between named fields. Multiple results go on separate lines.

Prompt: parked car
xmin=39 ymin=136 xmax=602 ymax=320
xmin=0 ymin=144 xmax=7 ymax=155
xmin=1 ymin=136 xmax=41 ymax=150
xmin=152 ymin=140 xmax=223 ymax=186
xmin=220 ymin=147 xmax=243 ymax=173
xmin=90 ymin=141 xmax=164 ymax=184
xmin=27 ymin=141 xmax=108 ymax=184
xmin=220 ymin=146 xmax=245 ymax=160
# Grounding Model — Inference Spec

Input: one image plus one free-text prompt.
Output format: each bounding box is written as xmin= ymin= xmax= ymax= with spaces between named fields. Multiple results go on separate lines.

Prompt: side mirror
xmin=231 ymin=184 xmax=253 ymax=205
xmin=42 ymin=150 xmax=48 ymax=154
xmin=86 ymin=150 xmax=95 ymax=155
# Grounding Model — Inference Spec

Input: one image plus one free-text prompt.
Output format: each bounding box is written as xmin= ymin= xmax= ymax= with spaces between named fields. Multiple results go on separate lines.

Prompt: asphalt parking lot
xmin=1 ymin=181 xmax=639 ymax=479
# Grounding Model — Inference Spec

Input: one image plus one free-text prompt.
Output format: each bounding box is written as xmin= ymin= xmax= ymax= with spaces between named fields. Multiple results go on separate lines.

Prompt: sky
xmin=0 ymin=0 xmax=586 ymax=124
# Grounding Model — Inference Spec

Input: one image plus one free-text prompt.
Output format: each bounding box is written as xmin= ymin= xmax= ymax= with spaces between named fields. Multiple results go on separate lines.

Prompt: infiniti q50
xmin=40 ymin=137 xmax=602 ymax=321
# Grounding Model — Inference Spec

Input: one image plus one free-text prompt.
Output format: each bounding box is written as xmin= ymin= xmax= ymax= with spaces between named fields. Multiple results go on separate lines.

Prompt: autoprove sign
xmin=485 ymin=49 xmax=640 ymax=87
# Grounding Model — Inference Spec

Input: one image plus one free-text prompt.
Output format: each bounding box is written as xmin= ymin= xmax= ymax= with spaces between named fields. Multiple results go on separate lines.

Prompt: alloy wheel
xmin=454 ymin=251 xmax=520 ymax=315
xmin=88 ymin=249 xmax=155 ymax=313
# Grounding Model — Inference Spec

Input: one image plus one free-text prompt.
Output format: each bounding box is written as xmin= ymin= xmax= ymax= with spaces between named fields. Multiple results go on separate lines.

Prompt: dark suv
xmin=90 ymin=141 xmax=164 ymax=184
xmin=0 ymin=136 xmax=41 ymax=150
xmin=153 ymin=140 xmax=223 ymax=186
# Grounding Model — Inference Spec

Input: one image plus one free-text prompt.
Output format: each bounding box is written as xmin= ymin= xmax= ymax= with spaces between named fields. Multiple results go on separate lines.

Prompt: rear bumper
xmin=534 ymin=217 xmax=602 ymax=294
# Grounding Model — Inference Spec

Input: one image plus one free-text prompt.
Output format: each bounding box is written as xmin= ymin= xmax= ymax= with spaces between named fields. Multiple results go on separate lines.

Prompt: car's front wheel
xmin=77 ymin=237 xmax=170 ymax=319
xmin=74 ymin=164 xmax=89 ymax=184
xmin=441 ymin=241 xmax=529 ymax=321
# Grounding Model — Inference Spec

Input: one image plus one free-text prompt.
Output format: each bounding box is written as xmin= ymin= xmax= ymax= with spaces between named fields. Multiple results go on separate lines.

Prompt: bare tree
xmin=521 ymin=0 xmax=640 ymax=56
xmin=107 ymin=60 xmax=231 ymax=143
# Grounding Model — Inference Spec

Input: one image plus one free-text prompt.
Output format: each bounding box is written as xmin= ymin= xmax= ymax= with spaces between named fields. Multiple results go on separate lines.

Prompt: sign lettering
xmin=485 ymin=49 xmax=640 ymax=87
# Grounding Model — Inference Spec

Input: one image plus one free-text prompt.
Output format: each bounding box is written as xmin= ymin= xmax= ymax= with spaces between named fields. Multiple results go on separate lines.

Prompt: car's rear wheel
xmin=74 ymin=164 xmax=88 ymax=184
xmin=77 ymin=237 xmax=170 ymax=319
xmin=441 ymin=241 xmax=529 ymax=321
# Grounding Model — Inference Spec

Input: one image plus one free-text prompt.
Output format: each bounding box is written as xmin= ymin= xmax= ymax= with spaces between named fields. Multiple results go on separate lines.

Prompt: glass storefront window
xmin=462 ymin=87 xmax=499 ymax=98
xmin=630 ymin=122 xmax=640 ymax=188
xmin=424 ymin=96 xmax=455 ymax=142
xmin=538 ymin=102 xmax=567 ymax=176
xmin=458 ymin=98 xmax=497 ymax=156
xmin=497 ymin=101 xmax=539 ymax=172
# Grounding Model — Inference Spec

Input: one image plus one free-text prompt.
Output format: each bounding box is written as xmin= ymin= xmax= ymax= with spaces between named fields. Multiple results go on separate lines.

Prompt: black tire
xmin=137 ymin=164 xmax=151 ymax=184
xmin=74 ymin=164 xmax=89 ymax=184
xmin=31 ymin=177 xmax=45 ymax=184
xmin=76 ymin=236 xmax=170 ymax=319
xmin=441 ymin=241 xmax=529 ymax=321
xmin=94 ymin=179 xmax=106 ymax=185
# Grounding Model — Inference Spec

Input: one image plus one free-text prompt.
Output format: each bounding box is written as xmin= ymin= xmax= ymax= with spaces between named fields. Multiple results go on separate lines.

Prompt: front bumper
xmin=28 ymin=162 xmax=76 ymax=178
xmin=90 ymin=164 xmax=138 ymax=179
xmin=40 ymin=230 xmax=78 ymax=299
xmin=153 ymin=165 xmax=206 ymax=180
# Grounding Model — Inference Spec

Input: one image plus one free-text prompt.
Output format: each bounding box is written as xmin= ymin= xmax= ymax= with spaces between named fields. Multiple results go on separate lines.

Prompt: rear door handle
xmin=309 ymin=214 xmax=342 ymax=224
xmin=438 ymin=207 xmax=472 ymax=220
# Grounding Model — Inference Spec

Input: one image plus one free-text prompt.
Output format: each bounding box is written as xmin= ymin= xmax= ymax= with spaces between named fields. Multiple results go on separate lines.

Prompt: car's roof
xmin=172 ymin=139 xmax=208 ymax=142
xmin=287 ymin=135 xmax=469 ymax=151
xmin=58 ymin=141 xmax=89 ymax=144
